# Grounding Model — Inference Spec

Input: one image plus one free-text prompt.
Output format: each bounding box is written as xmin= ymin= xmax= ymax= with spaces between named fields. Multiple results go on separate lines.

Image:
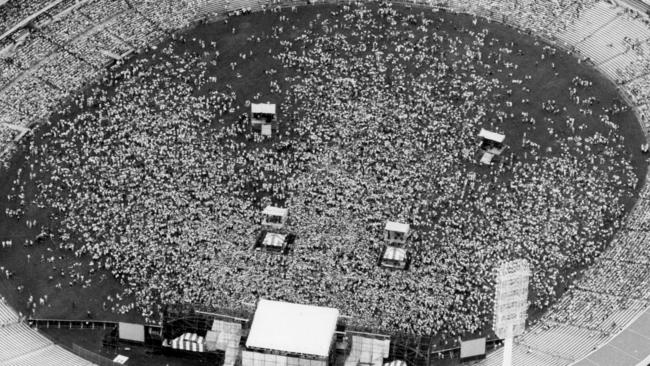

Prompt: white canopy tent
xmin=384 ymin=221 xmax=409 ymax=234
xmin=251 ymin=103 xmax=277 ymax=135
xmin=165 ymin=333 xmax=206 ymax=352
xmin=262 ymin=232 xmax=286 ymax=248
xmin=262 ymin=206 xmax=288 ymax=217
xmin=480 ymin=152 xmax=495 ymax=165
xmin=384 ymin=221 xmax=410 ymax=244
xmin=380 ymin=246 xmax=409 ymax=270
xmin=252 ymin=103 xmax=277 ymax=115
xmin=383 ymin=247 xmax=407 ymax=262
xmin=246 ymin=299 xmax=339 ymax=358
xmin=478 ymin=128 xmax=505 ymax=143
xmin=262 ymin=206 xmax=288 ymax=228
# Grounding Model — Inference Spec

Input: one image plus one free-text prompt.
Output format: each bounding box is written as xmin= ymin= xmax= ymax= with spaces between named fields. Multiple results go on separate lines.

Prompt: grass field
xmin=0 ymin=1 xmax=647 ymax=353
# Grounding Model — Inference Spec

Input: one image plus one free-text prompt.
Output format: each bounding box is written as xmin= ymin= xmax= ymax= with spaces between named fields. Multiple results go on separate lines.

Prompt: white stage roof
xmin=252 ymin=103 xmax=276 ymax=115
xmin=246 ymin=299 xmax=339 ymax=357
xmin=478 ymin=128 xmax=505 ymax=143
xmin=385 ymin=221 xmax=409 ymax=233
xmin=263 ymin=206 xmax=288 ymax=217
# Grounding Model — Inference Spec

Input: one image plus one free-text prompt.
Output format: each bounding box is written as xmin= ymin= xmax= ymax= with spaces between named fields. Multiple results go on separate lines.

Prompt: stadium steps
xmin=577 ymin=260 xmax=650 ymax=299
xmin=10 ymin=34 xmax=61 ymax=70
xmin=0 ymin=299 xmax=96 ymax=365
xmin=0 ymin=323 xmax=53 ymax=362
xmin=602 ymin=230 xmax=650 ymax=264
xmin=102 ymin=10 xmax=165 ymax=50
xmin=46 ymin=8 xmax=96 ymax=44
xmin=623 ymin=64 xmax=650 ymax=88
xmin=0 ymin=33 xmax=62 ymax=92
xmin=197 ymin=0 xmax=228 ymax=15
xmin=576 ymin=33 xmax=625 ymax=65
xmin=479 ymin=313 xmax=640 ymax=366
xmin=518 ymin=323 xmax=606 ymax=362
xmin=76 ymin=0 xmax=130 ymax=24
xmin=0 ymin=104 xmax=30 ymax=129
xmin=597 ymin=52 xmax=638 ymax=81
xmin=546 ymin=289 xmax=648 ymax=331
xmin=0 ymin=76 xmax=64 ymax=123
xmin=4 ymin=344 xmax=95 ymax=366
xmin=226 ymin=0 xmax=264 ymax=12
xmin=589 ymin=17 xmax=650 ymax=66
xmin=0 ymin=300 xmax=20 ymax=325
xmin=477 ymin=341 xmax=573 ymax=366
xmin=64 ymin=9 xmax=134 ymax=67
xmin=32 ymin=52 xmax=99 ymax=93
xmin=0 ymin=59 xmax=24 ymax=87
xmin=0 ymin=47 xmax=55 ymax=94
xmin=556 ymin=2 xmax=619 ymax=46
xmin=623 ymin=199 xmax=650 ymax=231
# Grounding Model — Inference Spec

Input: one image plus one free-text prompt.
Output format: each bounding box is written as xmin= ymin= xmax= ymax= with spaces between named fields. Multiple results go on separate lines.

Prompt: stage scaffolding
xmin=157 ymin=301 xmax=503 ymax=366
xmin=340 ymin=318 xmax=501 ymax=365
xmin=161 ymin=303 xmax=248 ymax=365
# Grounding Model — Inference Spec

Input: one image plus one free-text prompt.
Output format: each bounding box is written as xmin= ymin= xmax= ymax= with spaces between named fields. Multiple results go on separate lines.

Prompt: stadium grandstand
xmin=0 ymin=298 xmax=95 ymax=365
xmin=0 ymin=0 xmax=650 ymax=366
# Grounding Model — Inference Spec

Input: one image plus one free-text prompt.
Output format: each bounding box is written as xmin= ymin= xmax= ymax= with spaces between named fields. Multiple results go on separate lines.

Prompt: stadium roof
xmin=246 ymin=299 xmax=339 ymax=357
xmin=251 ymin=103 xmax=276 ymax=115
xmin=262 ymin=206 xmax=287 ymax=217
xmin=385 ymin=221 xmax=409 ymax=233
xmin=478 ymin=128 xmax=505 ymax=143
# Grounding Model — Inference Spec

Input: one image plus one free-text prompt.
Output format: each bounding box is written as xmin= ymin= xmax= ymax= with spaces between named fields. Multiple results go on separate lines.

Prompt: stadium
xmin=0 ymin=0 xmax=649 ymax=366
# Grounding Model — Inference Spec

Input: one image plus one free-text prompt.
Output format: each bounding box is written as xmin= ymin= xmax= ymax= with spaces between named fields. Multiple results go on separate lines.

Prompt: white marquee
xmin=262 ymin=206 xmax=288 ymax=218
xmin=478 ymin=128 xmax=505 ymax=143
xmin=385 ymin=221 xmax=409 ymax=234
xmin=252 ymin=103 xmax=276 ymax=115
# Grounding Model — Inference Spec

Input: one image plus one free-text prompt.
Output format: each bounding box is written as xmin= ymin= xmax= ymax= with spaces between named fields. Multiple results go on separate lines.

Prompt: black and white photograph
xmin=0 ymin=0 xmax=649 ymax=365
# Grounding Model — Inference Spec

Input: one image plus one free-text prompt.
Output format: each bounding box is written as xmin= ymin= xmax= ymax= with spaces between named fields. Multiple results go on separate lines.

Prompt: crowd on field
xmin=2 ymin=0 xmax=650 ymax=151
xmin=1 ymin=3 xmax=643 ymax=339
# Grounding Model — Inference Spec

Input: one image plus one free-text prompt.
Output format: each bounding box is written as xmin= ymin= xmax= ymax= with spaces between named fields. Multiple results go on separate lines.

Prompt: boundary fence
xmin=30 ymin=318 xmax=119 ymax=330
xmin=73 ymin=343 xmax=121 ymax=366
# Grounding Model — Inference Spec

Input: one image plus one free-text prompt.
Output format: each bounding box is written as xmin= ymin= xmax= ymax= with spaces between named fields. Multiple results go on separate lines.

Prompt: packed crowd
xmin=2 ymin=0 xmax=650 ymax=154
xmin=1 ymin=3 xmax=642 ymax=338
xmin=0 ymin=0 xmax=57 ymax=34
xmin=0 ymin=0 xmax=197 ymax=132
xmin=0 ymin=125 xmax=17 ymax=145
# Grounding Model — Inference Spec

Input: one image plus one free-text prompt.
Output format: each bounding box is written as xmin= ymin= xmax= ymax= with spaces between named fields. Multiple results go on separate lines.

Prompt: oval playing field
xmin=0 ymin=2 xmax=646 ymax=345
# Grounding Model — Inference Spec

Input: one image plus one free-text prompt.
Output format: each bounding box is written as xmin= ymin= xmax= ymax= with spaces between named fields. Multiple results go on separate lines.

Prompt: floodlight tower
xmin=493 ymin=259 xmax=531 ymax=366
